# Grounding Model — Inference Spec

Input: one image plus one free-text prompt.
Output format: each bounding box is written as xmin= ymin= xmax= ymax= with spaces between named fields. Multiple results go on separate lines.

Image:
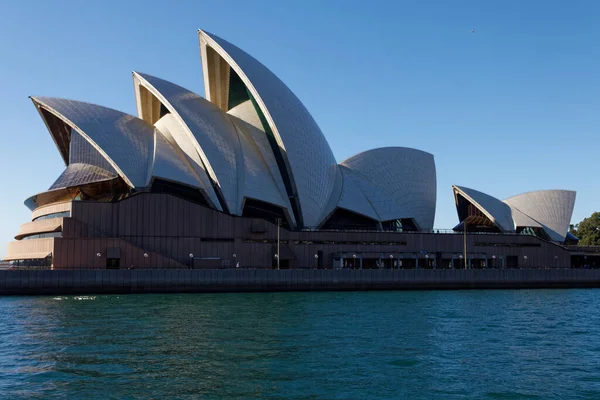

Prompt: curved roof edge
xmin=132 ymin=72 xmax=229 ymax=211
xmin=452 ymin=185 xmax=515 ymax=232
xmin=49 ymin=163 xmax=117 ymax=191
xmin=198 ymin=29 xmax=288 ymax=153
xmin=341 ymin=146 xmax=435 ymax=164
xmin=31 ymin=96 xmax=154 ymax=188
xmin=132 ymin=72 xmax=221 ymax=183
xmin=341 ymin=147 xmax=437 ymax=230
xmin=503 ymin=189 xmax=576 ymax=242
xmin=198 ymin=29 xmax=339 ymax=228
xmin=504 ymin=189 xmax=577 ymax=201
xmin=333 ymin=166 xmax=380 ymax=222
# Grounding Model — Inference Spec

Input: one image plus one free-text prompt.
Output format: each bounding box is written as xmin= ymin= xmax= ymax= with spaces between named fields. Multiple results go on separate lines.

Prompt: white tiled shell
xmin=134 ymin=72 xmax=242 ymax=214
xmin=231 ymin=119 xmax=296 ymax=225
xmin=31 ymin=97 xmax=153 ymax=188
xmin=230 ymin=117 xmax=296 ymax=227
xmin=228 ymin=102 xmax=295 ymax=218
xmin=49 ymin=163 xmax=116 ymax=190
xmin=503 ymin=190 xmax=576 ymax=242
xmin=342 ymin=148 xmax=437 ymax=230
xmin=317 ymin=167 xmax=345 ymax=225
xmin=509 ymin=206 xmax=543 ymax=229
xmin=150 ymin=111 xmax=222 ymax=211
xmin=452 ymin=185 xmax=515 ymax=232
xmin=228 ymin=100 xmax=264 ymax=131
xmin=342 ymin=166 xmax=404 ymax=223
xmin=335 ymin=166 xmax=380 ymax=221
xmin=151 ymin=120 xmax=205 ymax=190
xmin=199 ymin=30 xmax=339 ymax=228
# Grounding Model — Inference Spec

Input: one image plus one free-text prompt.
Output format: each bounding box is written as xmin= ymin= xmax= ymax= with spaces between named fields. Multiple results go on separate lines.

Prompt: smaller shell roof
xmin=504 ymin=190 xmax=576 ymax=242
xmin=336 ymin=166 xmax=380 ymax=221
xmin=452 ymin=185 xmax=514 ymax=232
xmin=341 ymin=147 xmax=437 ymax=230
xmin=509 ymin=206 xmax=543 ymax=228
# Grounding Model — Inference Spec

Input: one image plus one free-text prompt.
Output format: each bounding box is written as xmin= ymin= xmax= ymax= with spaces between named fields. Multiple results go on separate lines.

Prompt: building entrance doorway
xmin=106 ymin=258 xmax=120 ymax=269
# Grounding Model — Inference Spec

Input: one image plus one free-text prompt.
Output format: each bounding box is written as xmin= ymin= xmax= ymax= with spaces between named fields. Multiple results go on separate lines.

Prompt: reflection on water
xmin=1 ymin=290 xmax=600 ymax=399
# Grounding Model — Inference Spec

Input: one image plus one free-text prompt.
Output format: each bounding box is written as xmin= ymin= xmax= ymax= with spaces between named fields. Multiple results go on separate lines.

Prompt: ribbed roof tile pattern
xmin=342 ymin=148 xmax=436 ymax=230
xmin=509 ymin=206 xmax=543 ymax=228
xmin=150 ymin=111 xmax=221 ymax=210
xmin=231 ymin=117 xmax=296 ymax=226
xmin=504 ymin=190 xmax=576 ymax=242
xmin=453 ymin=186 xmax=576 ymax=242
xmin=28 ymin=32 xmax=439 ymax=234
xmin=32 ymin=97 xmax=153 ymax=188
xmin=336 ymin=166 xmax=380 ymax=221
xmin=151 ymin=121 xmax=205 ymax=190
xmin=199 ymin=30 xmax=338 ymax=227
xmin=134 ymin=73 xmax=241 ymax=213
xmin=49 ymin=163 xmax=117 ymax=190
xmin=234 ymin=121 xmax=293 ymax=214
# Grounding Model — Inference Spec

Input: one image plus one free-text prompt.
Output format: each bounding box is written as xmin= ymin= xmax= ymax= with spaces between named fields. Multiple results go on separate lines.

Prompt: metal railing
xmin=300 ymin=227 xmax=538 ymax=236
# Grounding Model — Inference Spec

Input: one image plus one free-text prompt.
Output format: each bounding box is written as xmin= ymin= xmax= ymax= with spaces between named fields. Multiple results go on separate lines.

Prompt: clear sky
xmin=0 ymin=0 xmax=598 ymax=257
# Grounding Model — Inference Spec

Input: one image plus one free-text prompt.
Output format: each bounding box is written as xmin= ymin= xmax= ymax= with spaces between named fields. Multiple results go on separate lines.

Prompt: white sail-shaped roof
xmin=134 ymin=72 xmax=296 ymax=225
xmin=452 ymin=185 xmax=515 ymax=232
xmin=199 ymin=29 xmax=338 ymax=228
xmin=31 ymin=97 xmax=153 ymax=188
xmin=133 ymin=72 xmax=240 ymax=213
xmin=151 ymin=119 xmax=206 ymax=190
xmin=230 ymin=117 xmax=297 ymax=227
xmin=504 ymin=190 xmax=576 ymax=242
xmin=452 ymin=186 xmax=576 ymax=242
xmin=335 ymin=166 xmax=380 ymax=221
xmin=509 ymin=206 xmax=543 ymax=229
xmin=342 ymin=148 xmax=437 ymax=230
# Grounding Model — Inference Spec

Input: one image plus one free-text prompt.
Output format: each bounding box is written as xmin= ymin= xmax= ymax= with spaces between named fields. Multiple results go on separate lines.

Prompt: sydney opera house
xmin=4 ymin=30 xmax=580 ymax=269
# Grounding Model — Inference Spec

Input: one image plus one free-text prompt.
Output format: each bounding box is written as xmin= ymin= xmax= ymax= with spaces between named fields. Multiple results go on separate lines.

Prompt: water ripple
xmin=1 ymin=290 xmax=600 ymax=399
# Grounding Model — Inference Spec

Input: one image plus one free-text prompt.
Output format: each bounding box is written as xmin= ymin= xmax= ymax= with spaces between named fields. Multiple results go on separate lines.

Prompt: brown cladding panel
xmin=33 ymin=193 xmax=576 ymax=270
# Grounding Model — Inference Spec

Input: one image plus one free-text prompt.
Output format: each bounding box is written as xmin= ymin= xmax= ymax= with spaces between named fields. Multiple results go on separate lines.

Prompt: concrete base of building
xmin=0 ymin=269 xmax=599 ymax=295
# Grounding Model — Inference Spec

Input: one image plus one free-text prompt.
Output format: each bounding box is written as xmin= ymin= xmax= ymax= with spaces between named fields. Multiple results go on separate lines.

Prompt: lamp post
xmin=314 ymin=253 xmax=318 ymax=269
xmin=143 ymin=252 xmax=148 ymax=269
xmin=492 ymin=255 xmax=496 ymax=269
xmin=274 ymin=253 xmax=279 ymax=269
xmin=233 ymin=253 xmax=237 ymax=269
xmin=425 ymin=254 xmax=430 ymax=269
xmin=459 ymin=254 xmax=464 ymax=269
xmin=189 ymin=253 xmax=194 ymax=270
xmin=96 ymin=252 xmax=102 ymax=269
xmin=276 ymin=218 xmax=281 ymax=270
xmin=389 ymin=254 xmax=394 ymax=270
xmin=352 ymin=254 xmax=357 ymax=269
xmin=523 ymin=255 xmax=528 ymax=269
xmin=463 ymin=222 xmax=467 ymax=270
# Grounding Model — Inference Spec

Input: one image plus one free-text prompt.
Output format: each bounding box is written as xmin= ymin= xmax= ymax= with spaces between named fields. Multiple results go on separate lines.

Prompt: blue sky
xmin=0 ymin=0 xmax=598 ymax=256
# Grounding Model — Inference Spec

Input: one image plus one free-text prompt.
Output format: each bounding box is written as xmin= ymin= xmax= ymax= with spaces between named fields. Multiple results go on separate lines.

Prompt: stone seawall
xmin=1 ymin=269 xmax=600 ymax=295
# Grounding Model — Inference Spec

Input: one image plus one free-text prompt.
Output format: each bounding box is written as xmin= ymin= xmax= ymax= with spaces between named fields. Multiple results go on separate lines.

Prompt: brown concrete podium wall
xmin=1 ymin=269 xmax=600 ymax=295
xmin=49 ymin=194 xmax=572 ymax=269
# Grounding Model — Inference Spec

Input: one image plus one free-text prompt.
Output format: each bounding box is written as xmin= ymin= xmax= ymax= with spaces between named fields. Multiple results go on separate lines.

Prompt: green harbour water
xmin=1 ymin=290 xmax=600 ymax=399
